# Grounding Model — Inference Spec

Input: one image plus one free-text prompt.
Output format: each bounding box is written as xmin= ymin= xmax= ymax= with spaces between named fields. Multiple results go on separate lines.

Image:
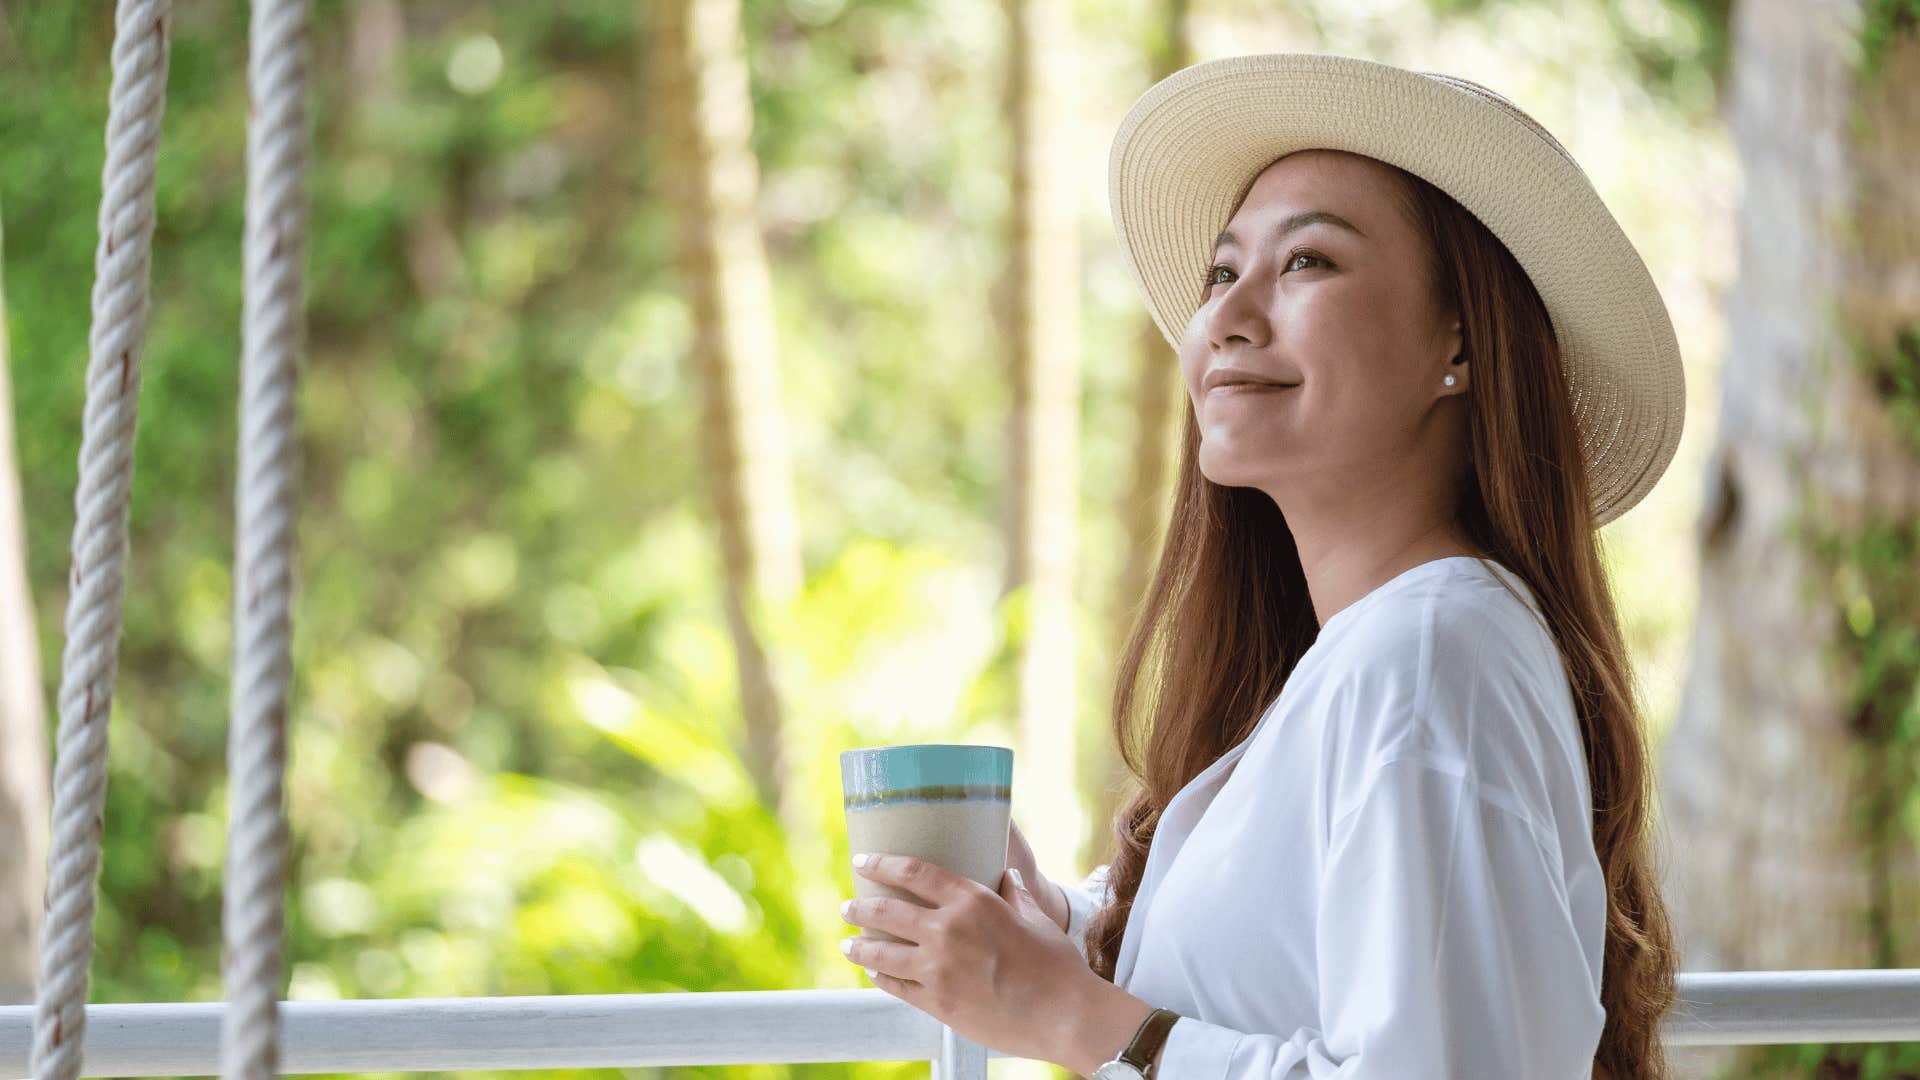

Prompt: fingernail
xmin=840 ymin=936 xmax=854 ymax=955
xmin=1009 ymin=868 xmax=1024 ymax=889
xmin=852 ymin=853 xmax=871 ymax=868
xmin=864 ymin=967 xmax=877 ymax=978
xmin=840 ymin=899 xmax=852 ymax=917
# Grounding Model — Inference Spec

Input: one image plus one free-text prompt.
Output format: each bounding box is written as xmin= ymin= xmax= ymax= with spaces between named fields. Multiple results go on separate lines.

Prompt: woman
xmin=837 ymin=54 xmax=1683 ymax=1079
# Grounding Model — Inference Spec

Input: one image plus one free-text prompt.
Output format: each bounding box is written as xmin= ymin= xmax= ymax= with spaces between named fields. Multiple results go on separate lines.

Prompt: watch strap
xmin=1117 ymin=1007 xmax=1182 ymax=1077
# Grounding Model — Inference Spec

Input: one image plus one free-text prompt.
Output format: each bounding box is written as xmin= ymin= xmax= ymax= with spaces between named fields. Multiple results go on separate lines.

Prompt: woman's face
xmin=1179 ymin=149 xmax=1465 ymax=498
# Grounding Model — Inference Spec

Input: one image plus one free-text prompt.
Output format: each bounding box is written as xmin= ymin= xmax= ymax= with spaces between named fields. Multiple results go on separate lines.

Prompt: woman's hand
xmin=1006 ymin=818 xmax=1067 ymax=931
xmin=839 ymin=851 xmax=1097 ymax=1067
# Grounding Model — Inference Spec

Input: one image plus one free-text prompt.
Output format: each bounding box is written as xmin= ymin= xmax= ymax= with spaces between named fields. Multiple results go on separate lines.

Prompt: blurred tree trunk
xmin=1659 ymin=0 xmax=1920 ymax=1073
xmin=0 ymin=195 xmax=50 ymax=1006
xmin=1001 ymin=0 xmax=1084 ymax=877
xmin=343 ymin=0 xmax=461 ymax=300
xmin=649 ymin=0 xmax=805 ymax=827
xmin=1085 ymin=0 xmax=1194 ymax=871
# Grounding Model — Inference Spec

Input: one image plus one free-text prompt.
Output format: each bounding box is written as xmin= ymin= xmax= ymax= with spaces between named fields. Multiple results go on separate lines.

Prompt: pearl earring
xmin=1444 ymin=374 xmax=1457 ymax=386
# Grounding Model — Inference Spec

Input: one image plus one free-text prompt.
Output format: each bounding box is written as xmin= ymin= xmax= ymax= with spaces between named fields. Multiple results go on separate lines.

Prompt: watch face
xmin=1093 ymin=1061 xmax=1146 ymax=1080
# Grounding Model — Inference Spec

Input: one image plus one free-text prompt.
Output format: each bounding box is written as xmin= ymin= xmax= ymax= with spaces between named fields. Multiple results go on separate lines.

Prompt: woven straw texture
xmin=1106 ymin=53 xmax=1685 ymax=529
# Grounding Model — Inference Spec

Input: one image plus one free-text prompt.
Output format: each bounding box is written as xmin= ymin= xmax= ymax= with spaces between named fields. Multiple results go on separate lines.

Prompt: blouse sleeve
xmin=1151 ymin=754 xmax=1604 ymax=1080
xmin=1058 ymin=863 xmax=1112 ymax=964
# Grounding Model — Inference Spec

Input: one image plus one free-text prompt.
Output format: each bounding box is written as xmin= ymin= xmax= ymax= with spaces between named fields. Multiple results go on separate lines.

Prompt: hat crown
xmin=1414 ymin=71 xmax=1582 ymax=176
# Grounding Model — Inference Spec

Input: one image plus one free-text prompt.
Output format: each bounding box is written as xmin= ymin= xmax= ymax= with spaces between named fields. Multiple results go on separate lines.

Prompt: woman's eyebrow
xmin=1213 ymin=210 xmax=1366 ymax=255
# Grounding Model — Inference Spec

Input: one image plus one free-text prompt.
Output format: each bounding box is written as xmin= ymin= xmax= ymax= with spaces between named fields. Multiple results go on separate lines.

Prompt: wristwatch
xmin=1091 ymin=1006 xmax=1181 ymax=1080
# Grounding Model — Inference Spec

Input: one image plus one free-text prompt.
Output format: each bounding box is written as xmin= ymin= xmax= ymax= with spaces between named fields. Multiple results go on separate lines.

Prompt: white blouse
xmin=1058 ymin=555 xmax=1607 ymax=1079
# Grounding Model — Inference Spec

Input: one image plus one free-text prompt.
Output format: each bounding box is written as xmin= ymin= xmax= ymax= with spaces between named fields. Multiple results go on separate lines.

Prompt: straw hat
xmin=1107 ymin=53 xmax=1685 ymax=529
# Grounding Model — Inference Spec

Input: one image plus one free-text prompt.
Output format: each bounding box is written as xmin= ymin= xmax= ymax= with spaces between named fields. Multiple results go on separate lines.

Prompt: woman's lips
xmin=1207 ymin=382 xmax=1297 ymax=397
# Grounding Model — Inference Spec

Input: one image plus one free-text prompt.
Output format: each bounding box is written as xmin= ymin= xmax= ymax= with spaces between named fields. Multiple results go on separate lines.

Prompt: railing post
xmin=933 ymin=1025 xmax=989 ymax=1080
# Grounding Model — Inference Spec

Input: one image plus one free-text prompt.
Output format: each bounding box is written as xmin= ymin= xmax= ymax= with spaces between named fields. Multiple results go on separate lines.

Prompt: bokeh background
xmin=2 ymin=0 xmax=1915 ymax=1078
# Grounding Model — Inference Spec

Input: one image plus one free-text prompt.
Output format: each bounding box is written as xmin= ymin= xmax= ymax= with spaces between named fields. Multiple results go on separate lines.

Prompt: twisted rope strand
xmin=31 ymin=3 xmax=173 ymax=1077
xmin=221 ymin=0 xmax=309 ymax=1076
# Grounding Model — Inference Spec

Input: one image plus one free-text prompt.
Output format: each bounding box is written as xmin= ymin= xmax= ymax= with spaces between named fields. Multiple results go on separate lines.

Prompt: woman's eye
xmin=1201 ymin=250 xmax=1326 ymax=292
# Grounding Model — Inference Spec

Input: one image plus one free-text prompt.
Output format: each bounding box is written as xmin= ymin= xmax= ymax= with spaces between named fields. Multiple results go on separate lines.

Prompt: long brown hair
xmin=1084 ymin=159 xmax=1680 ymax=1079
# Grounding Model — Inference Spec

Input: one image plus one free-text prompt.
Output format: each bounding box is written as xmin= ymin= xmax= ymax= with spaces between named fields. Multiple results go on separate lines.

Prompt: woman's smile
xmin=1207 ymin=383 xmax=1297 ymax=398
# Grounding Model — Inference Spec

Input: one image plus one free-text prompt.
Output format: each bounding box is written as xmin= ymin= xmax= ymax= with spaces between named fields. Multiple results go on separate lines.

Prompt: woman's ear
xmin=1440 ymin=318 xmax=1462 ymax=366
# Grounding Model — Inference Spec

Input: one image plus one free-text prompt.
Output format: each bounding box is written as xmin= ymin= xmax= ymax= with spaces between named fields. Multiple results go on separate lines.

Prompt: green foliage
xmin=1861 ymin=325 xmax=1920 ymax=457
xmin=1598 ymin=0 xmax=1732 ymax=116
xmin=1371 ymin=0 xmax=1732 ymax=113
xmin=0 ymin=1 xmax=1037 ymax=1076
xmin=1726 ymin=1041 xmax=1920 ymax=1079
xmin=1861 ymin=0 xmax=1920 ymax=82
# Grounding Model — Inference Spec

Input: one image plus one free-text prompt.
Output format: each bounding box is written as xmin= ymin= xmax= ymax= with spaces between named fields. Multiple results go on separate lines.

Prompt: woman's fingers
xmin=842 ymin=928 xmax=919 ymax=981
xmin=842 ymin=894 xmax=924 ymax=943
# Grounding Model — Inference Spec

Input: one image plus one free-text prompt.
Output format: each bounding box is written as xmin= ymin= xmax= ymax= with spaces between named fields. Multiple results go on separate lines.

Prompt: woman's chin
xmin=1197 ymin=448 xmax=1280 ymax=490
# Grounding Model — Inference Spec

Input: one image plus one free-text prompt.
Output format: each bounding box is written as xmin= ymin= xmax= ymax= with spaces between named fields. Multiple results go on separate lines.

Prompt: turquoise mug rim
xmin=841 ymin=744 xmax=1012 ymax=808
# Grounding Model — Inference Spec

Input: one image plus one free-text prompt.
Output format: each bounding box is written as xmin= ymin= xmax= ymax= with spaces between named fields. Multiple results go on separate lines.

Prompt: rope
xmin=31 ymin=1 xmax=173 ymax=1077
xmin=221 ymin=0 xmax=309 ymax=1074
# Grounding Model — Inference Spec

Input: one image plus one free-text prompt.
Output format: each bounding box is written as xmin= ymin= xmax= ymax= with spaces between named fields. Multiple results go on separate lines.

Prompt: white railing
xmin=2 ymin=970 xmax=1918 ymax=1078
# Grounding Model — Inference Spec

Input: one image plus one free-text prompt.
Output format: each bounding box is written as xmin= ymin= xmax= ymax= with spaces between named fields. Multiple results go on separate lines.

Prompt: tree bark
xmin=1001 ymin=0 xmax=1085 ymax=878
xmin=0 ymin=193 xmax=51 ymax=1006
xmin=1659 ymin=0 xmax=1920 ymax=1073
xmin=649 ymin=0 xmax=805 ymax=828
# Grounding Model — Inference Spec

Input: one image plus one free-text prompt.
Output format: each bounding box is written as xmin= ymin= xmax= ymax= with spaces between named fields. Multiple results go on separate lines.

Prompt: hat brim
xmin=1107 ymin=52 xmax=1685 ymax=529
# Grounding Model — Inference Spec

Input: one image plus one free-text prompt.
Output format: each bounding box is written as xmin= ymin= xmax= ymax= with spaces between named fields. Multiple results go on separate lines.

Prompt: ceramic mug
xmin=840 ymin=743 xmax=1014 ymax=944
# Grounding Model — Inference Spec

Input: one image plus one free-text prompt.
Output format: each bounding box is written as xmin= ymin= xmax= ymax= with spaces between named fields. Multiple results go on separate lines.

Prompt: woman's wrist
xmin=1061 ymin=979 xmax=1158 ymax=1077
